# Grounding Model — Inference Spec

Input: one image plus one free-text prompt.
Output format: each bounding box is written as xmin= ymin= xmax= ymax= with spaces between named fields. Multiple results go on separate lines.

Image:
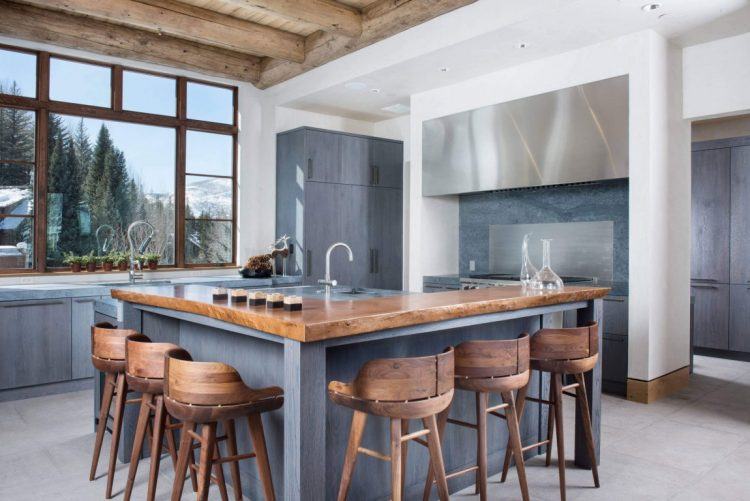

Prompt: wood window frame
xmin=0 ymin=43 xmax=238 ymax=274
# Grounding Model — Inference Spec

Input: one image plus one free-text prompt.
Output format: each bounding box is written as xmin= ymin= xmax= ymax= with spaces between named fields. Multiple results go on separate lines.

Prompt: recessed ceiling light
xmin=517 ymin=42 xmax=528 ymax=49
xmin=370 ymin=88 xmax=381 ymax=94
xmin=381 ymin=103 xmax=410 ymax=114
xmin=344 ymin=81 xmax=367 ymax=91
xmin=439 ymin=67 xmax=450 ymax=73
xmin=641 ymin=3 xmax=661 ymax=12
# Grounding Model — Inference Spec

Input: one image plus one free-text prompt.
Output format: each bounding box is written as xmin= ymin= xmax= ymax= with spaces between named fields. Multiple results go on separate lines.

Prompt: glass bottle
xmin=519 ymin=233 xmax=538 ymax=288
xmin=531 ymin=239 xmax=564 ymax=291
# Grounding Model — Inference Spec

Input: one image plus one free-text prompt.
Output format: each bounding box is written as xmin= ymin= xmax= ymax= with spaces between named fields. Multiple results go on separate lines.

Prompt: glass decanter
xmin=519 ymin=233 xmax=538 ymax=288
xmin=531 ymin=239 xmax=564 ymax=291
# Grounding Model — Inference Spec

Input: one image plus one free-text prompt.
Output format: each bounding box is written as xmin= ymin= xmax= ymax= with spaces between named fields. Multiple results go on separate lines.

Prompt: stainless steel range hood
xmin=422 ymin=75 xmax=629 ymax=196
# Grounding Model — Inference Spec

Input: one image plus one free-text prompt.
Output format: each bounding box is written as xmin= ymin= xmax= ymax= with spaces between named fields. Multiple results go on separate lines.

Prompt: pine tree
xmin=0 ymin=82 xmax=35 ymax=186
xmin=47 ymin=131 xmax=82 ymax=259
xmin=84 ymin=124 xmax=114 ymax=224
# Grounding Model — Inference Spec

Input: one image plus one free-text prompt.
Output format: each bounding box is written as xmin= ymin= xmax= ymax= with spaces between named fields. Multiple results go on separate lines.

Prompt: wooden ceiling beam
xmin=222 ymin=0 xmax=362 ymax=38
xmin=258 ymin=0 xmax=478 ymax=88
xmin=12 ymin=0 xmax=305 ymax=62
xmin=0 ymin=1 xmax=260 ymax=82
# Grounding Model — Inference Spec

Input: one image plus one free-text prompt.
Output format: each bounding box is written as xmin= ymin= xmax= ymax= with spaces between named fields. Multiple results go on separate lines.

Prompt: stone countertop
xmin=0 ymin=275 xmax=302 ymax=302
xmin=423 ymin=274 xmax=461 ymax=284
xmin=111 ymin=283 xmax=610 ymax=343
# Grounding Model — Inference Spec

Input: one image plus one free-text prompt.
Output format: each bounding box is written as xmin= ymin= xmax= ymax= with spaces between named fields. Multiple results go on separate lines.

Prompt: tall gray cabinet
xmin=691 ymin=137 xmax=750 ymax=353
xmin=276 ymin=127 xmax=404 ymax=290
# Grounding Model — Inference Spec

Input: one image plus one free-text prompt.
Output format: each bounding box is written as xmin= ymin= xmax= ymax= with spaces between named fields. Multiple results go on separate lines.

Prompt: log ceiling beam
xmin=0 ymin=0 xmax=260 ymax=82
xmin=12 ymin=0 xmax=305 ymax=62
xmin=222 ymin=0 xmax=362 ymax=38
xmin=257 ymin=0 xmax=478 ymax=88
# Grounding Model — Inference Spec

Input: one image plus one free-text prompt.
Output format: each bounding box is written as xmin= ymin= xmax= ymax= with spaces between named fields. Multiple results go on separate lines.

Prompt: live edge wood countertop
xmin=111 ymin=284 xmax=610 ymax=343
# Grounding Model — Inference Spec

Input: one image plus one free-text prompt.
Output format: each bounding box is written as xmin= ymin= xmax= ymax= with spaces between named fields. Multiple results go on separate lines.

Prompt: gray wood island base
xmin=106 ymin=284 xmax=608 ymax=500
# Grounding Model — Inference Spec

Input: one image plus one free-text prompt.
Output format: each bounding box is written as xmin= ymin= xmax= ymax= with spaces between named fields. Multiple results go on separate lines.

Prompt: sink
xmin=337 ymin=288 xmax=376 ymax=295
xmin=99 ymin=280 xmax=172 ymax=287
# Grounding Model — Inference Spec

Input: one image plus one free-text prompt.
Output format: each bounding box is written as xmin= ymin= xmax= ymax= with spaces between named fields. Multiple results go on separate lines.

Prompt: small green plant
xmin=101 ymin=252 xmax=116 ymax=264
xmin=79 ymin=252 xmax=95 ymax=266
xmin=62 ymin=252 xmax=82 ymax=266
xmin=143 ymin=252 xmax=160 ymax=264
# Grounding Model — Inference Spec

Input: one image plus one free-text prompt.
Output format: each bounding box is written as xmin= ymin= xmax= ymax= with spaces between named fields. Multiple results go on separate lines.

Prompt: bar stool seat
xmin=165 ymin=349 xmax=284 ymax=501
xmin=89 ymin=322 xmax=140 ymax=499
xmin=423 ymin=334 xmax=531 ymax=501
xmin=329 ymin=348 xmax=455 ymax=501
xmin=501 ymin=322 xmax=601 ymax=501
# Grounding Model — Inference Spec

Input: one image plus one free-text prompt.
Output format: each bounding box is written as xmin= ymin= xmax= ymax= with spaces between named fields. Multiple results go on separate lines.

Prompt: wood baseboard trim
xmin=626 ymin=366 xmax=690 ymax=404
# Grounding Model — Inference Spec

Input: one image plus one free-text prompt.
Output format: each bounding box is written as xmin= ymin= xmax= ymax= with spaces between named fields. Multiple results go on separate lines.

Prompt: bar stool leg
xmin=212 ymin=441 xmax=229 ymax=501
xmin=421 ymin=406 xmax=450 ymax=501
xmin=248 ymin=413 xmax=276 ymax=501
xmin=573 ymin=373 xmax=600 ymax=488
xmin=546 ymin=392 xmax=555 ymax=467
xmin=106 ymin=373 xmax=128 ymax=499
xmin=124 ymin=393 xmax=154 ymax=501
xmin=390 ymin=418 xmax=403 ymax=501
xmin=501 ymin=391 xmax=530 ymax=501
xmin=171 ymin=421 xmax=195 ymax=501
xmin=552 ymin=373 xmax=567 ymax=501
xmin=401 ymin=419 xmax=409 ymax=499
xmin=500 ymin=382 xmax=529 ymax=483
xmin=90 ymin=372 xmax=115 ymax=481
xmin=476 ymin=392 xmax=488 ymax=501
xmin=146 ymin=395 xmax=169 ymax=501
xmin=337 ymin=411 xmax=367 ymax=501
xmin=197 ymin=423 xmax=217 ymax=501
xmin=223 ymin=419 xmax=243 ymax=501
xmin=423 ymin=414 xmax=450 ymax=501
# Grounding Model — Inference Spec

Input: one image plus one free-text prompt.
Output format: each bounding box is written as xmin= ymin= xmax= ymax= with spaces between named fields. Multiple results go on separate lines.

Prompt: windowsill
xmin=0 ymin=265 xmax=240 ymax=286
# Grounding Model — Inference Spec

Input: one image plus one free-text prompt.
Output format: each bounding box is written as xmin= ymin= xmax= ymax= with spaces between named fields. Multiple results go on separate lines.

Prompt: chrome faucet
xmin=127 ymin=221 xmax=155 ymax=284
xmin=318 ymin=242 xmax=354 ymax=295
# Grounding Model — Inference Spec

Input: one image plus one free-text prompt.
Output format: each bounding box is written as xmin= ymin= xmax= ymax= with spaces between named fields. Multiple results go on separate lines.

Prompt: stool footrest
xmin=214 ymin=452 xmax=256 ymax=464
xmin=444 ymin=465 xmax=478 ymax=481
xmin=357 ymin=446 xmax=390 ymax=462
xmin=486 ymin=402 xmax=508 ymax=414
xmin=561 ymin=383 xmax=579 ymax=392
xmin=400 ymin=429 xmax=430 ymax=443
xmin=522 ymin=439 xmax=550 ymax=452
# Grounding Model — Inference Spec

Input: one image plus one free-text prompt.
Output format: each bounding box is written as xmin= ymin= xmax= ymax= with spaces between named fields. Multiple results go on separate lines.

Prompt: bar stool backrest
xmin=125 ymin=334 xmax=181 ymax=379
xmin=454 ymin=333 xmax=530 ymax=378
xmin=91 ymin=322 xmax=136 ymax=361
xmin=164 ymin=349 xmax=250 ymax=406
xmin=530 ymin=321 xmax=599 ymax=360
xmin=351 ymin=347 xmax=454 ymax=402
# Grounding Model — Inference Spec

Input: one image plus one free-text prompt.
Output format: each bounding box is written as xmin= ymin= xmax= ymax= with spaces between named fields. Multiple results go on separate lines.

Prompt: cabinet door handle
xmin=691 ymin=284 xmax=718 ymax=289
xmin=0 ymin=300 xmax=65 ymax=308
xmin=369 ymin=249 xmax=374 ymax=274
xmin=374 ymin=248 xmax=379 ymax=274
xmin=370 ymin=165 xmax=377 ymax=185
xmin=306 ymin=250 xmax=312 ymax=277
xmin=375 ymin=165 xmax=380 ymax=185
xmin=307 ymin=158 xmax=313 ymax=179
xmin=605 ymin=297 xmax=626 ymax=303
xmin=691 ymin=278 xmax=717 ymax=283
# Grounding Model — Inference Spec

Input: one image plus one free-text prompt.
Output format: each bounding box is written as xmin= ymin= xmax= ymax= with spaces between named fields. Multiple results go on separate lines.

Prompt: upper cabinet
xmin=369 ymin=139 xmax=404 ymax=189
xmin=691 ymin=147 xmax=731 ymax=283
xmin=731 ymin=146 xmax=750 ymax=284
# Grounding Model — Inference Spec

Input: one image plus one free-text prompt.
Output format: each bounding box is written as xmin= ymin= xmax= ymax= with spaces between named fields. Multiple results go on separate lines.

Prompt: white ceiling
xmin=278 ymin=0 xmax=750 ymax=121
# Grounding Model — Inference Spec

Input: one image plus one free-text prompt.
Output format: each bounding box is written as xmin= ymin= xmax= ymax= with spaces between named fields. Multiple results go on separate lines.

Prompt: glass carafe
xmin=519 ymin=233 xmax=538 ymax=288
xmin=531 ymin=239 xmax=563 ymax=291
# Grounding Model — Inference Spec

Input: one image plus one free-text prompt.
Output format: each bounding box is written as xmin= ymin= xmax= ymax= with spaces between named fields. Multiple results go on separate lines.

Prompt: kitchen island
xmin=110 ymin=284 xmax=609 ymax=500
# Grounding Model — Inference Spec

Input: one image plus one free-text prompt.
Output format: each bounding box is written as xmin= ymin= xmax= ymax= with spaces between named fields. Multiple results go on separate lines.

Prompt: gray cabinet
xmin=602 ymin=296 xmax=628 ymax=396
xmin=72 ymin=297 xmax=101 ymax=379
xmin=278 ymin=127 xmax=404 ymax=290
xmin=731 ymin=146 xmax=750 ymax=284
xmin=691 ymin=283 xmax=729 ymax=349
xmin=0 ymin=299 xmax=72 ymax=390
xmin=691 ymin=148 xmax=730 ymax=283
xmin=729 ymin=284 xmax=750 ymax=352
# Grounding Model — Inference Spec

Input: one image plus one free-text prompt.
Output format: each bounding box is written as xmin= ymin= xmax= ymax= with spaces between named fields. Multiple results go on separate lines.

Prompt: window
xmin=185 ymin=131 xmax=233 ymax=264
xmin=187 ymin=81 xmax=234 ymax=124
xmin=0 ymin=44 xmax=237 ymax=272
xmin=0 ymin=48 xmax=36 ymax=98
xmin=0 ymin=107 xmax=36 ymax=269
xmin=123 ymin=70 xmax=176 ymax=116
xmin=46 ymin=115 xmax=176 ymax=267
xmin=50 ymin=58 xmax=111 ymax=107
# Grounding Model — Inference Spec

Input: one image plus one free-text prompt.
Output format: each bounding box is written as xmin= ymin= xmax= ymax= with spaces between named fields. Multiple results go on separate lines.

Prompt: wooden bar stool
xmin=328 ymin=348 xmax=455 ymax=501
xmin=500 ymin=322 xmax=600 ymax=501
xmin=123 ymin=334 xmax=190 ymax=501
xmin=423 ymin=334 xmax=531 ymax=501
xmin=89 ymin=321 xmax=140 ymax=499
xmin=164 ymin=348 xmax=284 ymax=501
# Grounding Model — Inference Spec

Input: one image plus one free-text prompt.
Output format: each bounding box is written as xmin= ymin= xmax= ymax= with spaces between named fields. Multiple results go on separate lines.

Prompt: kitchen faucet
xmin=127 ymin=221 xmax=155 ymax=284
xmin=318 ymin=242 xmax=354 ymax=295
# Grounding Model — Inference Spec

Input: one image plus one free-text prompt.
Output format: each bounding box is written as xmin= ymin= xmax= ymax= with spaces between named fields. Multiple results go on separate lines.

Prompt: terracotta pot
xmin=103 ymin=262 xmax=113 ymax=272
xmin=70 ymin=263 xmax=81 ymax=273
xmin=86 ymin=262 xmax=97 ymax=272
xmin=148 ymin=261 xmax=158 ymax=270
xmin=118 ymin=262 xmax=128 ymax=271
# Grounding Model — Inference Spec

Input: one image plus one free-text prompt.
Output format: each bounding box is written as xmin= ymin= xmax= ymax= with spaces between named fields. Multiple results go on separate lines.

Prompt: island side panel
xmin=575 ymin=298 xmax=603 ymax=467
xmin=325 ymin=318 xmax=537 ymax=500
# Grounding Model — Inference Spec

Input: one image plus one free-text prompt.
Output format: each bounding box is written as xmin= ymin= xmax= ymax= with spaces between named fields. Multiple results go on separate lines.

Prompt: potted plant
xmin=63 ymin=252 xmax=82 ymax=273
xmin=143 ymin=253 xmax=160 ymax=270
xmin=81 ymin=252 xmax=97 ymax=272
xmin=115 ymin=252 xmax=129 ymax=271
xmin=101 ymin=252 xmax=116 ymax=272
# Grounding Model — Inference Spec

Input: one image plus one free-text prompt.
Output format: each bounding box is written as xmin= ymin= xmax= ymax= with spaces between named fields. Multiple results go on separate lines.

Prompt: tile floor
xmin=0 ymin=355 xmax=748 ymax=500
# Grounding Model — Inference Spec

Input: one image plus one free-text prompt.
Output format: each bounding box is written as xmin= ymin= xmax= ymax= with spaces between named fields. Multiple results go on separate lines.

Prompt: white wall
xmin=408 ymin=30 xmax=691 ymax=382
xmin=683 ymin=32 xmax=750 ymax=120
